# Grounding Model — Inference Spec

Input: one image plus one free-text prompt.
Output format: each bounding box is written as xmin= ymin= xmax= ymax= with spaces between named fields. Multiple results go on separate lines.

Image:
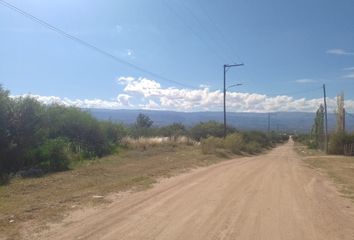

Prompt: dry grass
xmin=122 ymin=136 xmax=197 ymax=149
xmin=296 ymin=144 xmax=354 ymax=201
xmin=0 ymin=144 xmax=232 ymax=240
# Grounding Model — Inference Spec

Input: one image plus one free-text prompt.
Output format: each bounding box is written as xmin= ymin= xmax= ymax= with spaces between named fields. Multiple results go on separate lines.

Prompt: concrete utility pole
xmin=223 ymin=63 xmax=244 ymax=138
xmin=323 ymin=84 xmax=328 ymax=154
xmin=267 ymin=112 xmax=277 ymax=135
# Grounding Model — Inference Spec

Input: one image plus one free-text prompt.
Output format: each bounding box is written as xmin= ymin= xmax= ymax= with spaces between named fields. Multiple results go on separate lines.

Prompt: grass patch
xmin=296 ymin=144 xmax=354 ymax=201
xmin=0 ymin=144 xmax=233 ymax=240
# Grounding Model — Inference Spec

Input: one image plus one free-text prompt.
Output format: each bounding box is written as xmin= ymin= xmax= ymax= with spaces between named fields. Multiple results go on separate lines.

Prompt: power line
xmin=0 ymin=0 xmax=197 ymax=89
xmin=162 ymin=0 xmax=227 ymax=63
xmin=178 ymin=1 xmax=234 ymax=62
xmin=266 ymin=87 xmax=323 ymax=97
xmin=194 ymin=0 xmax=242 ymax=63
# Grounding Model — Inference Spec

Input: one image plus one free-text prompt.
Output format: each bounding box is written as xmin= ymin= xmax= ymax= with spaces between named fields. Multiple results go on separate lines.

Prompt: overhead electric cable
xmin=178 ymin=1 xmax=234 ymax=62
xmin=266 ymin=87 xmax=323 ymax=97
xmin=0 ymin=0 xmax=197 ymax=89
xmin=194 ymin=0 xmax=242 ymax=63
xmin=162 ymin=0 xmax=227 ymax=63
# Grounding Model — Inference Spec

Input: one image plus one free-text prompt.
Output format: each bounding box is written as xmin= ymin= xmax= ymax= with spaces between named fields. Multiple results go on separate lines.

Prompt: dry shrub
xmin=122 ymin=136 xmax=196 ymax=149
xmin=201 ymin=136 xmax=224 ymax=154
xmin=224 ymin=133 xmax=244 ymax=154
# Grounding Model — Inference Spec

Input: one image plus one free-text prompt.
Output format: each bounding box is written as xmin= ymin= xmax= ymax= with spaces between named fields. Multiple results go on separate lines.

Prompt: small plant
xmin=201 ymin=136 xmax=224 ymax=154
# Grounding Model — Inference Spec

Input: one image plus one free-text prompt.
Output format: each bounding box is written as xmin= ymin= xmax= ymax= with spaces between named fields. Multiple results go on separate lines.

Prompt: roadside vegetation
xmin=0 ymin=85 xmax=288 ymax=185
xmin=0 ymin=84 xmax=288 ymax=239
xmin=0 ymin=144 xmax=231 ymax=239
xmin=201 ymin=131 xmax=288 ymax=155
xmin=293 ymin=92 xmax=354 ymax=204
xmin=0 ymin=85 xmax=127 ymax=184
xmin=293 ymin=93 xmax=354 ymax=156
xmin=295 ymin=144 xmax=354 ymax=203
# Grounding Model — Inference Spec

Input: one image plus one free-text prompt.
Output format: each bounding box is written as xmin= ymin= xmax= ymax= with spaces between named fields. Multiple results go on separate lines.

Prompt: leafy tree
xmin=7 ymin=97 xmax=46 ymax=171
xmin=129 ymin=113 xmax=155 ymax=138
xmin=0 ymin=86 xmax=11 ymax=182
xmin=0 ymin=86 xmax=129 ymax=183
xmin=136 ymin=113 xmax=153 ymax=128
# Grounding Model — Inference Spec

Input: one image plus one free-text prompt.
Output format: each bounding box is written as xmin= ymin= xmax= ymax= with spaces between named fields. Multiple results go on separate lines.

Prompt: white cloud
xmin=11 ymin=94 xmax=126 ymax=109
xmin=342 ymin=73 xmax=354 ymax=79
xmin=144 ymin=100 xmax=160 ymax=109
xmin=117 ymin=94 xmax=132 ymax=106
xmin=115 ymin=76 xmax=354 ymax=112
xmin=326 ymin=48 xmax=354 ymax=56
xmin=294 ymin=79 xmax=318 ymax=84
xmin=11 ymin=77 xmax=354 ymax=112
xmin=343 ymin=67 xmax=354 ymax=71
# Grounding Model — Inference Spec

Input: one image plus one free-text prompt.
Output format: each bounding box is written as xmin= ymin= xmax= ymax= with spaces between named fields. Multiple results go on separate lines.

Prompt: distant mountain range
xmin=87 ymin=109 xmax=354 ymax=133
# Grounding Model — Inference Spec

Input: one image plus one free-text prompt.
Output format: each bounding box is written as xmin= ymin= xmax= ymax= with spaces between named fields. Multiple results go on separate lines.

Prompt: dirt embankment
xmin=35 ymin=140 xmax=354 ymax=240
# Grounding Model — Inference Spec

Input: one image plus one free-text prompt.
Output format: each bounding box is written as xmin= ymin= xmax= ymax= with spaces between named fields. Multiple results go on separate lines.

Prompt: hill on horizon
xmin=87 ymin=109 xmax=354 ymax=133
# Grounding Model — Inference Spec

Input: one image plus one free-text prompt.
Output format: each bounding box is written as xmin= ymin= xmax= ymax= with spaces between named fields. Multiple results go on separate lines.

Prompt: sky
xmin=0 ymin=0 xmax=354 ymax=112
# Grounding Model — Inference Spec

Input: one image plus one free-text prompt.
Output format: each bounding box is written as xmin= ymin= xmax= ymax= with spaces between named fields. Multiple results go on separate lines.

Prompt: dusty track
xmin=38 ymin=140 xmax=354 ymax=240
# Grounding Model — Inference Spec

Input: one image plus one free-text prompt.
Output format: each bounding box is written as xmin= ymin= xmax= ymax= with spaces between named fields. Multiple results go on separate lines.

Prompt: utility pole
xmin=223 ymin=63 xmax=244 ymax=138
xmin=343 ymin=108 xmax=346 ymax=132
xmin=323 ymin=84 xmax=328 ymax=153
xmin=267 ymin=112 xmax=277 ymax=135
xmin=267 ymin=113 xmax=271 ymax=135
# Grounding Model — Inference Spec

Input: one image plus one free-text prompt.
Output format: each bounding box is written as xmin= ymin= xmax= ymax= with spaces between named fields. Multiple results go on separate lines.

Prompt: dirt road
xmin=38 ymin=140 xmax=354 ymax=240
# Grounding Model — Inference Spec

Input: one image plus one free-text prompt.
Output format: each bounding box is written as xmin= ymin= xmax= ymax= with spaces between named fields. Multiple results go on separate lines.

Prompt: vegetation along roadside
xmin=0 ymin=85 xmax=288 ymax=239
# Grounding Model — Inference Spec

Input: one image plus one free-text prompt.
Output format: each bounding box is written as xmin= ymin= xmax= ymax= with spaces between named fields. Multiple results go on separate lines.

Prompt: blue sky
xmin=0 ymin=0 xmax=353 ymax=112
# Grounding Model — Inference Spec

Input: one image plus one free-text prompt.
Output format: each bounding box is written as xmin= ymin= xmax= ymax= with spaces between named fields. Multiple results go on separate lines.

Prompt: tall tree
xmin=311 ymin=104 xmax=325 ymax=149
xmin=336 ymin=92 xmax=345 ymax=133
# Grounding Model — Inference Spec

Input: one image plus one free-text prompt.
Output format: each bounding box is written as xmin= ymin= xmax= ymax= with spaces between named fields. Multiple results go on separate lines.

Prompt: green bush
xmin=328 ymin=133 xmax=354 ymax=155
xmin=190 ymin=121 xmax=235 ymax=141
xmin=201 ymin=131 xmax=281 ymax=156
xmin=292 ymin=134 xmax=316 ymax=148
xmin=242 ymin=141 xmax=262 ymax=154
xmin=159 ymin=123 xmax=187 ymax=138
xmin=201 ymin=136 xmax=224 ymax=154
xmin=243 ymin=131 xmax=271 ymax=149
xmin=36 ymin=138 xmax=71 ymax=171
xmin=224 ymin=133 xmax=244 ymax=154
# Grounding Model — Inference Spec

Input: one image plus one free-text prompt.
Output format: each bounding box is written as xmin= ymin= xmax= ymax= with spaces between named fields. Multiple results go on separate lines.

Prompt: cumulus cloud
xmin=115 ymin=76 xmax=354 ymax=112
xmin=117 ymin=94 xmax=132 ymax=106
xmin=11 ymin=77 xmax=354 ymax=112
xmin=326 ymin=48 xmax=354 ymax=56
xmin=11 ymin=94 xmax=127 ymax=109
